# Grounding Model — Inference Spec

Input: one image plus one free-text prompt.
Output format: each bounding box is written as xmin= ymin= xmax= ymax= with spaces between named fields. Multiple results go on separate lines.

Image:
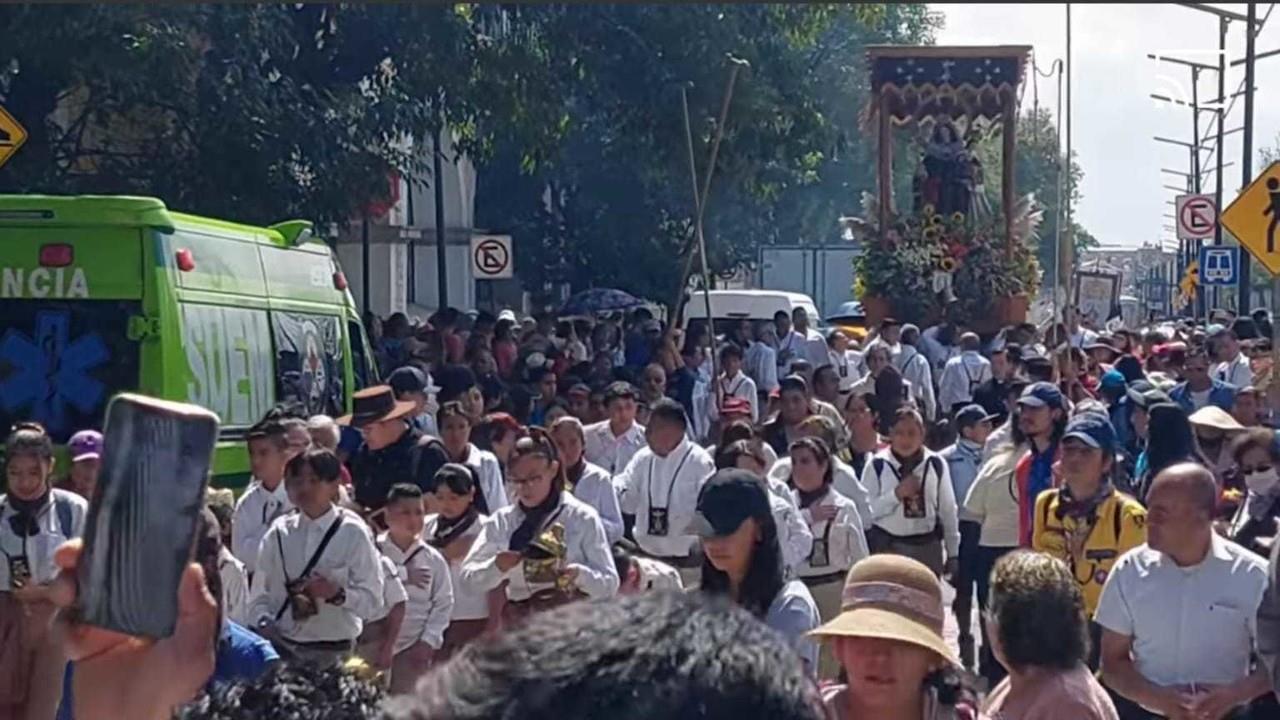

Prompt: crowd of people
xmin=5 ymin=301 xmax=1280 ymax=719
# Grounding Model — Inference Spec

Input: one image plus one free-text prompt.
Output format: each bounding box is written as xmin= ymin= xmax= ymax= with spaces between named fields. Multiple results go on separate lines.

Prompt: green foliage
xmin=0 ymin=5 xmax=567 ymax=227
xmin=474 ymin=4 xmax=944 ymax=307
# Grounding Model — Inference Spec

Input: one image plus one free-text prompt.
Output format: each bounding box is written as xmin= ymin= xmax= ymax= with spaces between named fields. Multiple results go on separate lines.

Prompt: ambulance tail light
xmin=333 ymin=271 xmax=348 ymax=290
xmin=39 ymin=244 xmax=74 ymax=268
xmin=175 ymin=248 xmax=196 ymax=272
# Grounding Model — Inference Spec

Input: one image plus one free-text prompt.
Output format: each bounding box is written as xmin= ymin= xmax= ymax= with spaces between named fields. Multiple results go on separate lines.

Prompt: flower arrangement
xmin=849 ymin=198 xmax=1041 ymax=329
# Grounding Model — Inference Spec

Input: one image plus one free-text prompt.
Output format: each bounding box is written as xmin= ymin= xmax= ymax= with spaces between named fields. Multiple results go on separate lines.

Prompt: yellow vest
xmin=1031 ymin=489 xmax=1147 ymax=614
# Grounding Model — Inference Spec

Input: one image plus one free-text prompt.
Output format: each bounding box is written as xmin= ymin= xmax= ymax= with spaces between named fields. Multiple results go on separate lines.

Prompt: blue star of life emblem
xmin=0 ymin=310 xmax=109 ymax=436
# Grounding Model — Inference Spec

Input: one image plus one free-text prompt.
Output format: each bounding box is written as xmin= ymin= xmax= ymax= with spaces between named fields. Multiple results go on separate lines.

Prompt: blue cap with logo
xmin=954 ymin=403 xmax=997 ymax=429
xmin=1062 ymin=413 xmax=1117 ymax=455
xmin=1017 ymin=381 xmax=1065 ymax=410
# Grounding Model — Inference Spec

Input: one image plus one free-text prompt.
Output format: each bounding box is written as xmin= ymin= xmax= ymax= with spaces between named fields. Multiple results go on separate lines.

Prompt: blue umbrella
xmin=559 ymin=288 xmax=646 ymax=316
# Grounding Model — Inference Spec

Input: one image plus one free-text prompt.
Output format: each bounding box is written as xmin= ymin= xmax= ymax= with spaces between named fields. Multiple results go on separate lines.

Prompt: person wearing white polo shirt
xmin=1097 ymin=463 xmax=1271 ymax=720
xmin=583 ymin=382 xmax=647 ymax=476
xmin=617 ymin=399 xmax=715 ymax=588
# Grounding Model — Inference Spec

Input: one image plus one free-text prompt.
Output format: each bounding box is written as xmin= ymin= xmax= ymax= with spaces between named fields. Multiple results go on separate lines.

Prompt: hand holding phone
xmin=76 ymin=394 xmax=219 ymax=639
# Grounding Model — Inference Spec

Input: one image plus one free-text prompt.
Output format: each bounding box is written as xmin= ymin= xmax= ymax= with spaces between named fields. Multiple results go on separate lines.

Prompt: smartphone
xmin=77 ymin=394 xmax=219 ymax=638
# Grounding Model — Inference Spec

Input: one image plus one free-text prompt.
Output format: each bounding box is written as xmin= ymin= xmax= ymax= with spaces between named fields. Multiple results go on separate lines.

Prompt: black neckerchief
xmin=566 ymin=460 xmax=586 ymax=492
xmin=7 ymin=488 xmax=51 ymax=537
xmin=892 ymin=449 xmax=924 ymax=475
xmin=509 ymin=488 xmax=563 ymax=553
xmin=797 ymin=485 xmax=828 ymax=509
xmin=429 ymin=507 xmax=479 ymax=549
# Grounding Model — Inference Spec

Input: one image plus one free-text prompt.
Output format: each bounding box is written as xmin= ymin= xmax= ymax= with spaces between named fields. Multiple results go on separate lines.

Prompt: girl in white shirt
xmin=0 ymin=423 xmax=88 ymax=720
xmin=438 ymin=402 xmax=509 ymax=514
xmin=788 ymin=437 xmax=868 ymax=678
xmin=460 ymin=429 xmax=618 ymax=623
xmin=425 ymin=463 xmax=500 ymax=661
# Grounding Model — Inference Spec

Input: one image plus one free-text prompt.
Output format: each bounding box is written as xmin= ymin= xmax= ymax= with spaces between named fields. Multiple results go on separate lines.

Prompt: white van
xmin=682 ymin=289 xmax=820 ymax=333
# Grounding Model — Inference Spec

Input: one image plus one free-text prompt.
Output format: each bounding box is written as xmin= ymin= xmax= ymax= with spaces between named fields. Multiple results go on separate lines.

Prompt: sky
xmin=933 ymin=3 xmax=1280 ymax=251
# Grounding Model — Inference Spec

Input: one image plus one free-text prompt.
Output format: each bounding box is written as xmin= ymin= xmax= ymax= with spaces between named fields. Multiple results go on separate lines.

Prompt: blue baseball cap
xmin=1062 ymin=413 xmax=1116 ymax=454
xmin=1017 ymin=381 xmax=1064 ymax=410
xmin=1100 ymin=369 xmax=1127 ymax=391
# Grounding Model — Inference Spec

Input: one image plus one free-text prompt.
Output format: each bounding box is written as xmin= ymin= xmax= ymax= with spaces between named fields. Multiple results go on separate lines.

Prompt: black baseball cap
xmin=954 ymin=404 xmax=997 ymax=429
xmin=687 ymin=469 xmax=772 ymax=538
xmin=388 ymin=366 xmax=427 ymax=396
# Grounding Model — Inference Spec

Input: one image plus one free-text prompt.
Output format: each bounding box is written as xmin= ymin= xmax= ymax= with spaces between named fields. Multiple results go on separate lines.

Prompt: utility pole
xmin=1212 ymin=17 xmax=1226 ymax=312
xmin=433 ymin=125 xmax=448 ymax=311
xmin=1240 ymin=2 xmax=1257 ymax=311
xmin=1063 ymin=3 xmax=1073 ymax=321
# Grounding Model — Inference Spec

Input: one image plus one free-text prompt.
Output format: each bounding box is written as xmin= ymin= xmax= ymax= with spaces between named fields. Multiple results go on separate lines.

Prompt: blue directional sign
xmin=1198 ymin=246 xmax=1239 ymax=286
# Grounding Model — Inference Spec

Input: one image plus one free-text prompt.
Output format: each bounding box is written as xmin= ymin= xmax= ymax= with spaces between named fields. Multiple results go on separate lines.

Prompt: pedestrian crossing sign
xmin=0 ymin=105 xmax=26 ymax=170
xmin=1221 ymin=161 xmax=1280 ymax=277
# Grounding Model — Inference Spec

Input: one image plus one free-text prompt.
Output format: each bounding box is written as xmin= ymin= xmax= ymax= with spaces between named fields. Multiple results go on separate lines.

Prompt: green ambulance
xmin=0 ymin=195 xmax=378 ymax=487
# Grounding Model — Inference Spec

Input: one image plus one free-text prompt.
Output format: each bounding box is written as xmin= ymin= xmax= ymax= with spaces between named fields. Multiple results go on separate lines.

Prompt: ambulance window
xmin=349 ymin=319 xmax=376 ymax=390
xmin=270 ymin=312 xmax=346 ymax=418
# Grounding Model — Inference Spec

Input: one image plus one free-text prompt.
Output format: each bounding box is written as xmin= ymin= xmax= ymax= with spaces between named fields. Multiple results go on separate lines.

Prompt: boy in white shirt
xmin=232 ymin=416 xmax=298 ymax=576
xmin=707 ymin=343 xmax=759 ymax=424
xmin=376 ymin=484 xmax=454 ymax=694
xmin=248 ymin=448 xmax=383 ymax=667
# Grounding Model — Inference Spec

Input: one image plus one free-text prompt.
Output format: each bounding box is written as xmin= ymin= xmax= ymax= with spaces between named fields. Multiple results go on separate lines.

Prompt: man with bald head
xmin=938 ymin=331 xmax=992 ymax=417
xmin=1098 ymin=463 xmax=1271 ymax=720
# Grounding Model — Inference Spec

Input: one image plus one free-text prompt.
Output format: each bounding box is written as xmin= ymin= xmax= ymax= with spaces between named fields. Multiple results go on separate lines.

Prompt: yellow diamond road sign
xmin=0 ymin=105 xmax=27 ymax=170
xmin=1221 ymin=160 xmax=1280 ymax=277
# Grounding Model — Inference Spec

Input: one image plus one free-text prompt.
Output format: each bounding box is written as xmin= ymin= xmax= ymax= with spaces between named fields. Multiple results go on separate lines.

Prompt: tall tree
xmin=474 ymin=4 xmax=942 ymax=307
xmin=0 ymin=5 xmax=566 ymax=227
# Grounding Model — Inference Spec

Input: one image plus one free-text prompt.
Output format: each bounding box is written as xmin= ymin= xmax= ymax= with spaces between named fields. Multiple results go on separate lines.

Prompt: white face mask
xmin=1245 ymin=468 xmax=1280 ymax=494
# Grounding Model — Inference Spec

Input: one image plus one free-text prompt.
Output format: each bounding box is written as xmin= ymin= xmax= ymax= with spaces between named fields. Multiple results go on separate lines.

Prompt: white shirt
xmin=1216 ymin=353 xmax=1252 ymax=388
xmin=770 ymin=490 xmax=815 ymax=574
xmin=460 ymin=444 xmax=511 ymax=514
xmin=861 ymin=448 xmax=961 ymax=557
xmin=0 ymin=489 xmax=87 ymax=589
xmin=1070 ymin=327 xmax=1099 ymax=349
xmin=895 ymin=346 xmax=938 ymax=421
xmin=376 ymin=533 xmax=454 ymax=652
xmin=460 ymin=493 xmax=619 ymax=602
xmin=219 ymin=546 xmax=250 ymax=625
xmin=423 ymin=514 xmax=489 ymax=621
xmin=569 ymin=461 xmax=624 ymax=544
xmin=745 ymin=341 xmax=780 ymax=393
xmin=370 ymin=554 xmax=409 ymax=622
xmin=1190 ymin=388 xmax=1213 ymax=411
xmin=618 ymin=440 xmax=716 ymax=559
xmin=583 ymin=420 xmax=647 ymax=475
xmin=706 ymin=371 xmax=759 ymax=423
xmin=793 ymin=487 xmax=868 ymax=579
xmin=938 ymin=351 xmax=992 ymax=412
xmin=634 ymin=556 xmax=684 ymax=591
xmin=231 ymin=480 xmax=293 ymax=574
xmin=920 ymin=326 xmax=959 ymax=373
xmin=1095 ymin=536 xmax=1269 ymax=687
xmin=830 ymin=349 xmax=867 ymax=391
xmin=247 ymin=505 xmax=383 ymax=643
xmin=769 ymin=456 xmax=872 ymax=527
xmin=779 ymin=329 xmax=825 ymax=373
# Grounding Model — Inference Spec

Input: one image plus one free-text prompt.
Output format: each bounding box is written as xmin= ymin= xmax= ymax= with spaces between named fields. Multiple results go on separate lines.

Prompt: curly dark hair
xmin=175 ymin=662 xmax=384 ymax=720
xmin=987 ymin=551 xmax=1089 ymax=671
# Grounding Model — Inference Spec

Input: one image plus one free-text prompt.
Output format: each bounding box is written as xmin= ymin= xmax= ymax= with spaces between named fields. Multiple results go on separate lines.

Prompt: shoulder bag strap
xmin=275 ymin=517 xmax=345 ymax=621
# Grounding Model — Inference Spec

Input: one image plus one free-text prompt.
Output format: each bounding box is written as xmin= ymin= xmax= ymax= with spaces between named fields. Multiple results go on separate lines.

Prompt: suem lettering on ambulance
xmin=0 ymin=195 xmax=377 ymax=487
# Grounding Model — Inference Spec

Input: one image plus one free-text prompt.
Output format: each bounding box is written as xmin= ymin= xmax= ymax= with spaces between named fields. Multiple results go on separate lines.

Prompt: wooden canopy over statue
xmin=850 ymin=45 xmax=1039 ymax=331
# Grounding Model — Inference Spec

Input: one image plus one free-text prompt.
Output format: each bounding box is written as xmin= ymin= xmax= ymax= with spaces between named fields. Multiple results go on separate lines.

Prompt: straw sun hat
xmin=810 ymin=554 xmax=958 ymax=666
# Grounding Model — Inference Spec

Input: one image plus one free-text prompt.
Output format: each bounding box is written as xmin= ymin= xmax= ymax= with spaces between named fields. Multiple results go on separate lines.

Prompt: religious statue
xmin=914 ymin=118 xmax=972 ymax=217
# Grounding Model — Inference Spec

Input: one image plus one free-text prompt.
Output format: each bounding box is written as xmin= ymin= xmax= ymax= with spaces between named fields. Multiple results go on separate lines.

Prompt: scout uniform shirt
xmin=618 ymin=439 xmax=716 ymax=561
xmin=1031 ymin=488 xmax=1147 ymax=614
xmin=459 ymin=493 xmax=619 ymax=602
xmin=231 ymin=480 xmax=292 ymax=575
xmin=0 ymin=489 xmax=87 ymax=590
xmin=375 ymin=533 xmax=454 ymax=653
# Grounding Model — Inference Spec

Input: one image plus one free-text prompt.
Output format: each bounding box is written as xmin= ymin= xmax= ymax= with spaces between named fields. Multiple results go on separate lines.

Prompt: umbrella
xmin=559 ymin=288 xmax=646 ymax=316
